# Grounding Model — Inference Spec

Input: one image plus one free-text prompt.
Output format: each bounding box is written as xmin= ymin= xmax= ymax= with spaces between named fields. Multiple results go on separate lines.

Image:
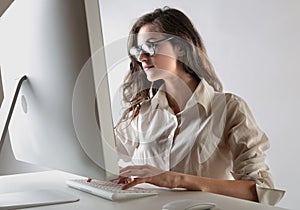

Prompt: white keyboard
xmin=66 ymin=179 xmax=158 ymax=201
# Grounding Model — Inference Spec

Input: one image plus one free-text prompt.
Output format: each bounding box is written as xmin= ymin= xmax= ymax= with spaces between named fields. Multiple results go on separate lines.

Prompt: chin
xmin=146 ymin=75 xmax=161 ymax=82
xmin=146 ymin=73 xmax=161 ymax=82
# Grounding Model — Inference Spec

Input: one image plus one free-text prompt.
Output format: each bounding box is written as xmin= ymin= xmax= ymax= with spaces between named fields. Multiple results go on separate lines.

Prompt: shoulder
xmin=224 ymin=92 xmax=251 ymax=112
xmin=222 ymin=92 xmax=259 ymax=130
xmin=224 ymin=92 xmax=245 ymax=103
xmin=209 ymin=91 xmax=249 ymax=114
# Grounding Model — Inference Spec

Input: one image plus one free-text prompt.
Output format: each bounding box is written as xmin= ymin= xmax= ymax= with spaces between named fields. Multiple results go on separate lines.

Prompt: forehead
xmin=137 ymin=24 xmax=164 ymax=45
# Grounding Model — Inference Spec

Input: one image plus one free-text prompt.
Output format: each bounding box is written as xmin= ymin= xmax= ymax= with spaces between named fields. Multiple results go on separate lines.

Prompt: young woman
xmin=115 ymin=7 xmax=284 ymax=205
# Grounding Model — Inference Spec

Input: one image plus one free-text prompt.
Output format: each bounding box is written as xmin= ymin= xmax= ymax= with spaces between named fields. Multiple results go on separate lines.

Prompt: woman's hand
xmin=118 ymin=164 xmax=183 ymax=190
xmin=117 ymin=164 xmax=258 ymax=202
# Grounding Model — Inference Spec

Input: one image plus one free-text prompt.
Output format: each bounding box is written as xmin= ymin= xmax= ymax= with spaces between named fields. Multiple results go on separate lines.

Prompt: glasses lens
xmin=129 ymin=47 xmax=140 ymax=59
xmin=141 ymin=43 xmax=154 ymax=56
xmin=129 ymin=41 xmax=158 ymax=60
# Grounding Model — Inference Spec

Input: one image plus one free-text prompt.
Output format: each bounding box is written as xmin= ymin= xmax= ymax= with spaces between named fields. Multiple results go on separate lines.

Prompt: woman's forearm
xmin=176 ymin=173 xmax=258 ymax=202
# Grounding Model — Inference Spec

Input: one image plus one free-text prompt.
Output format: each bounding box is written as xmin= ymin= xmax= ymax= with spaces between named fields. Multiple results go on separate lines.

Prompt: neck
xmin=164 ymin=73 xmax=199 ymax=114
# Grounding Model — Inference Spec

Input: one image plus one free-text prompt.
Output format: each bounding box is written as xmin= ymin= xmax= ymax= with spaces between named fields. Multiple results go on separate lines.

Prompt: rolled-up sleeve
xmin=226 ymin=94 xmax=285 ymax=205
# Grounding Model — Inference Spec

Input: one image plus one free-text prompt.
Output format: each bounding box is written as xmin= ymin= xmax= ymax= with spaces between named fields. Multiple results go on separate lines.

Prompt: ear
xmin=174 ymin=44 xmax=185 ymax=57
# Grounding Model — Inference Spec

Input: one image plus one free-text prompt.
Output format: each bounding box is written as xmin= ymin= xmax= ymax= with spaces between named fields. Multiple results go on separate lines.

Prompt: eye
xmin=142 ymin=42 xmax=155 ymax=55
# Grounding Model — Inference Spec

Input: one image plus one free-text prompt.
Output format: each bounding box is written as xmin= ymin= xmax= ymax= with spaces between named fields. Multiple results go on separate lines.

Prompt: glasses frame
xmin=129 ymin=36 xmax=174 ymax=61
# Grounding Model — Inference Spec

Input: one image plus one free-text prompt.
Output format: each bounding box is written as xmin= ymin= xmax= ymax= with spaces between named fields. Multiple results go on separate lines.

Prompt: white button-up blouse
xmin=115 ymin=79 xmax=285 ymax=205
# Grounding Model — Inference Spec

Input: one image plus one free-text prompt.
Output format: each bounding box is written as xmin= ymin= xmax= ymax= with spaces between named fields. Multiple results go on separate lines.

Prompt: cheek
xmin=154 ymin=44 xmax=178 ymax=72
xmin=154 ymin=55 xmax=177 ymax=72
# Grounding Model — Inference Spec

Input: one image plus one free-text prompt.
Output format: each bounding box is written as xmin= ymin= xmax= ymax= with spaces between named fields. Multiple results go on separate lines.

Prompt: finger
xmin=116 ymin=177 xmax=130 ymax=184
xmin=119 ymin=169 xmax=145 ymax=178
xmin=121 ymin=178 xmax=146 ymax=190
xmin=119 ymin=166 xmax=134 ymax=173
xmin=120 ymin=169 xmax=155 ymax=178
xmin=120 ymin=165 xmax=144 ymax=173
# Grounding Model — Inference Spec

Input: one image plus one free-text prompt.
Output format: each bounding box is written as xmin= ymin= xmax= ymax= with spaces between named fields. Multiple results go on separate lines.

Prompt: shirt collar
xmin=186 ymin=78 xmax=215 ymax=115
xmin=150 ymin=79 xmax=215 ymax=114
xmin=151 ymin=84 xmax=169 ymax=110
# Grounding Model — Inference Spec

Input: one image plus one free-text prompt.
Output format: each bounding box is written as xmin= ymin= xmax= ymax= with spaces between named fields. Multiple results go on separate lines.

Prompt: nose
xmin=138 ymin=51 xmax=149 ymax=62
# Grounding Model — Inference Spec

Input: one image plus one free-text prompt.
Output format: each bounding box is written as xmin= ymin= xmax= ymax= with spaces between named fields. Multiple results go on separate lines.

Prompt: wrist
xmin=179 ymin=173 xmax=208 ymax=191
xmin=171 ymin=172 xmax=185 ymax=188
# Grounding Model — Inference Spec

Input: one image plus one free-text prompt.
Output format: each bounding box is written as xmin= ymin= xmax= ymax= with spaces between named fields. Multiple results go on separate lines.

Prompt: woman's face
xmin=136 ymin=24 xmax=183 ymax=82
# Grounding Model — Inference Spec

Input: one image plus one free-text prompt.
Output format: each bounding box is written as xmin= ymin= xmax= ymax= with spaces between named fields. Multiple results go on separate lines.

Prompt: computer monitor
xmin=0 ymin=0 xmax=119 ymax=181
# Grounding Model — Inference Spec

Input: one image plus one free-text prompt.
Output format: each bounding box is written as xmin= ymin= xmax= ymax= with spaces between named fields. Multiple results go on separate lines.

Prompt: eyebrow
xmin=137 ymin=37 xmax=161 ymax=46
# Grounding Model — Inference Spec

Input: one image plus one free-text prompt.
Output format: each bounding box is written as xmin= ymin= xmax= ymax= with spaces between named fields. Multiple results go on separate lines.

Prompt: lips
xmin=143 ymin=65 xmax=154 ymax=71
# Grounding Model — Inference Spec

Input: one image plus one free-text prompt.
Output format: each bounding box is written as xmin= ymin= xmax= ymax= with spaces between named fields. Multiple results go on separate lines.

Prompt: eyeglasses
xmin=129 ymin=36 xmax=174 ymax=61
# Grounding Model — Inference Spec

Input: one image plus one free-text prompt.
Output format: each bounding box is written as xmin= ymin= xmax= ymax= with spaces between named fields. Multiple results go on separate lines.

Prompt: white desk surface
xmin=0 ymin=170 xmax=287 ymax=210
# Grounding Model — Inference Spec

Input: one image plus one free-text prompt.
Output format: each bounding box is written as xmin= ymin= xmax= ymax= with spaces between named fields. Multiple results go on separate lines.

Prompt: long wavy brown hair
xmin=119 ymin=7 xmax=223 ymax=124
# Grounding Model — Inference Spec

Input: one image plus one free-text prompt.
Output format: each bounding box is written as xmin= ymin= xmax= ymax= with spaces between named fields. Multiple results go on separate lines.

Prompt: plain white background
xmin=98 ymin=0 xmax=300 ymax=209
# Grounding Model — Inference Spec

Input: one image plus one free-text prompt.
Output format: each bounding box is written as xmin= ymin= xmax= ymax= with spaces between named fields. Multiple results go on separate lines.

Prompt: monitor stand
xmin=0 ymin=75 xmax=79 ymax=208
xmin=0 ymin=189 xmax=79 ymax=209
xmin=0 ymin=75 xmax=27 ymax=153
